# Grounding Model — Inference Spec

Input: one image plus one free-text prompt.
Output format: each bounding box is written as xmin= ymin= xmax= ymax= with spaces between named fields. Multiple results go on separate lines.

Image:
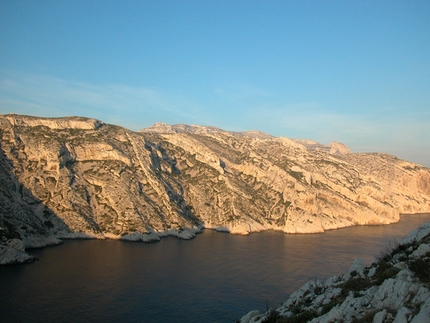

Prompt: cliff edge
xmin=1 ymin=114 xmax=430 ymax=265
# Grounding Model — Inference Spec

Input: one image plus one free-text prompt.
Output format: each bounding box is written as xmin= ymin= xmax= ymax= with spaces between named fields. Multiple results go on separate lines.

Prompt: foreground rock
xmin=238 ymin=222 xmax=430 ymax=323
xmin=1 ymin=114 xmax=430 ymax=264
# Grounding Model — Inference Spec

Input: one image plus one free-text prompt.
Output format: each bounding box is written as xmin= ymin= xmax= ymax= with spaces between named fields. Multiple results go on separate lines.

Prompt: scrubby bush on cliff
xmin=239 ymin=223 xmax=430 ymax=323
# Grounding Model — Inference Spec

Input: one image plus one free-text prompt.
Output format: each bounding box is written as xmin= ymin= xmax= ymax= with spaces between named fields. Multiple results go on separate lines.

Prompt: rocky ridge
xmin=238 ymin=222 xmax=430 ymax=323
xmin=141 ymin=122 xmax=276 ymax=140
xmin=1 ymin=114 xmax=430 ymax=264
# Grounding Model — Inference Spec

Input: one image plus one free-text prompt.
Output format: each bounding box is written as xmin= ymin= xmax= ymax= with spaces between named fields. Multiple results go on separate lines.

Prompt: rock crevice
xmin=1 ymin=114 xmax=430 ymax=264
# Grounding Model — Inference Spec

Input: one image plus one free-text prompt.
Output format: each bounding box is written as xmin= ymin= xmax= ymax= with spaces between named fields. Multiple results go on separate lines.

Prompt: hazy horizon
xmin=1 ymin=1 xmax=429 ymax=167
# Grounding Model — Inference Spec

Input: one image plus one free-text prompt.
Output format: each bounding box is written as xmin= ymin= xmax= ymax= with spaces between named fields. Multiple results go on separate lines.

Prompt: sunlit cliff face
xmin=1 ymin=114 xmax=430 ymax=248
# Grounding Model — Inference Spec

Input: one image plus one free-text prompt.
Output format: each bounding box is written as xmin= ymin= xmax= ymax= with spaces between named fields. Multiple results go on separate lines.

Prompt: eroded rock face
xmin=5 ymin=114 xmax=103 ymax=130
xmin=239 ymin=222 xmax=430 ymax=323
xmin=1 ymin=114 xmax=430 ymax=264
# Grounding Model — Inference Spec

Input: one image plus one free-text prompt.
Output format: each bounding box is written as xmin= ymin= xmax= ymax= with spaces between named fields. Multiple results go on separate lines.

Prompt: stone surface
xmin=238 ymin=222 xmax=430 ymax=323
xmin=0 ymin=238 xmax=35 ymax=264
xmin=1 ymin=114 xmax=430 ymax=265
xmin=401 ymin=222 xmax=430 ymax=245
xmin=343 ymin=258 xmax=365 ymax=280
xmin=237 ymin=310 xmax=261 ymax=323
xmin=411 ymin=297 xmax=430 ymax=323
xmin=373 ymin=309 xmax=387 ymax=323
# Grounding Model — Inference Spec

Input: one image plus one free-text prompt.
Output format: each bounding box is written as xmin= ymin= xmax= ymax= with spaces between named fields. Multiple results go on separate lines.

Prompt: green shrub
xmin=358 ymin=310 xmax=378 ymax=323
xmin=321 ymin=299 xmax=341 ymax=315
xmin=286 ymin=310 xmax=318 ymax=323
xmin=409 ymin=255 xmax=430 ymax=284
xmin=372 ymin=261 xmax=400 ymax=285
xmin=261 ymin=309 xmax=280 ymax=323
xmin=340 ymin=276 xmax=372 ymax=297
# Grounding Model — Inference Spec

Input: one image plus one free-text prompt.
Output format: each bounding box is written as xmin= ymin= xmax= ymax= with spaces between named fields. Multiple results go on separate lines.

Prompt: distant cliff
xmin=1 ymin=114 xmax=430 ymax=264
xmin=239 ymin=222 xmax=430 ymax=323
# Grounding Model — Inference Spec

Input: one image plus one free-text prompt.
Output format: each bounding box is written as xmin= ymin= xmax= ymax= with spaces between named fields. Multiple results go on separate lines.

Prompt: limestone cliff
xmin=1 ymin=114 xmax=430 ymax=264
xmin=140 ymin=122 xmax=274 ymax=139
xmin=239 ymin=222 xmax=430 ymax=323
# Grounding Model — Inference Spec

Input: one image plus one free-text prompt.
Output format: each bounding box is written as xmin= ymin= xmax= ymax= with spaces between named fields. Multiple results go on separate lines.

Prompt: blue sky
xmin=1 ymin=0 xmax=429 ymax=166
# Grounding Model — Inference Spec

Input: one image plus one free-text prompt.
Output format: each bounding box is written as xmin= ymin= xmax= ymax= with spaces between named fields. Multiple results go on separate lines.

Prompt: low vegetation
xmin=252 ymin=228 xmax=430 ymax=323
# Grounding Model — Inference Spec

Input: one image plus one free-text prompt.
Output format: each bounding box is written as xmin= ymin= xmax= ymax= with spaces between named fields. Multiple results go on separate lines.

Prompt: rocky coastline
xmin=0 ymin=228 xmax=204 ymax=265
xmin=1 ymin=114 xmax=430 ymax=265
xmin=238 ymin=222 xmax=430 ymax=323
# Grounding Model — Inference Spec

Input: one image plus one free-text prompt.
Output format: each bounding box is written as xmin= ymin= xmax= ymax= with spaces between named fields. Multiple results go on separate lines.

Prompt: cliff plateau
xmin=1 ymin=114 xmax=430 ymax=264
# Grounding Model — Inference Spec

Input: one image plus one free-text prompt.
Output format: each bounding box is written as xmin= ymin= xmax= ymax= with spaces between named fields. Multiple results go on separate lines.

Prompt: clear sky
xmin=1 ymin=0 xmax=429 ymax=167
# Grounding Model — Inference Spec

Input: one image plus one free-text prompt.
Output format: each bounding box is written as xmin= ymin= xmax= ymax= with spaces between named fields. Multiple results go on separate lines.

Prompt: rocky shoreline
xmin=0 ymin=227 xmax=204 ymax=265
xmin=0 ymin=235 xmax=62 ymax=265
xmin=238 ymin=222 xmax=430 ymax=323
xmin=1 ymin=114 xmax=430 ymax=265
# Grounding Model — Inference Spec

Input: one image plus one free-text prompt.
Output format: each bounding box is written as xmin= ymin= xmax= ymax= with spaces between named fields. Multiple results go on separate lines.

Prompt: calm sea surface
xmin=1 ymin=214 xmax=430 ymax=323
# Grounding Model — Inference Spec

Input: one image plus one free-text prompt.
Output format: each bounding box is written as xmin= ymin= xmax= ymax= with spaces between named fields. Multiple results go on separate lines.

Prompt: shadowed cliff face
xmin=0 ymin=142 xmax=67 ymax=264
xmin=0 ymin=116 xmax=199 ymax=242
xmin=1 ymin=114 xmax=429 ymax=249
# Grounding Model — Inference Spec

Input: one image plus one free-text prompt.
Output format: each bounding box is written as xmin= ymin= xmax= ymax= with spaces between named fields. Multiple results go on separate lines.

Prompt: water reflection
xmin=0 ymin=214 xmax=429 ymax=323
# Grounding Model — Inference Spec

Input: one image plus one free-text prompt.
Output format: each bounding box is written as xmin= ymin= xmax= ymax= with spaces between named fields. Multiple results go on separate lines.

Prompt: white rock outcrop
xmin=5 ymin=114 xmax=103 ymax=130
xmin=238 ymin=222 xmax=430 ymax=323
xmin=1 ymin=114 xmax=430 ymax=265
xmin=0 ymin=238 xmax=34 ymax=265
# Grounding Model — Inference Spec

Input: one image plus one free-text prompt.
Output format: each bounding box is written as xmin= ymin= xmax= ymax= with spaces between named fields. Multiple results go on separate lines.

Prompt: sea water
xmin=1 ymin=213 xmax=429 ymax=323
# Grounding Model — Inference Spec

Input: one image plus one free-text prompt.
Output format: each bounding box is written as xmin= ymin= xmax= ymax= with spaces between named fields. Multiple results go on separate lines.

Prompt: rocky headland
xmin=1 ymin=114 xmax=430 ymax=264
xmin=238 ymin=222 xmax=430 ymax=323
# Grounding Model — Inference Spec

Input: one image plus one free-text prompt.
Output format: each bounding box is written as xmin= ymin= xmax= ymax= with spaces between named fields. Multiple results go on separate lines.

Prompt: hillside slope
xmin=1 ymin=114 xmax=430 ymax=264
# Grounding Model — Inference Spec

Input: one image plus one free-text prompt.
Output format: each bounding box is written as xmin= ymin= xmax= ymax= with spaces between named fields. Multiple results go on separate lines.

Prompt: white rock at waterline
xmin=237 ymin=310 xmax=261 ymax=323
xmin=401 ymin=222 xmax=430 ymax=246
xmin=239 ymin=222 xmax=430 ymax=323
xmin=0 ymin=239 xmax=35 ymax=265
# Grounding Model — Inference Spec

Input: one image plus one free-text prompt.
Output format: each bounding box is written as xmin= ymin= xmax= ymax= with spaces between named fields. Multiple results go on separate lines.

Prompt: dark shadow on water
xmin=1 ymin=213 xmax=428 ymax=323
